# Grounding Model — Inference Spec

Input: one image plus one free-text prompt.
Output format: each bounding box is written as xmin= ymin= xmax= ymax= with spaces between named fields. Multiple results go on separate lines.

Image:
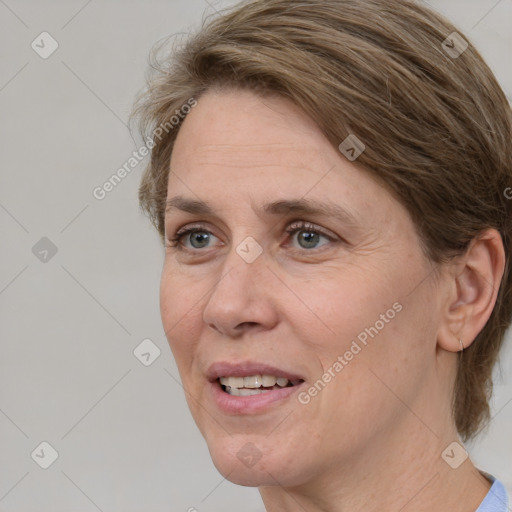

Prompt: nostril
xmin=239 ymin=322 xmax=258 ymax=328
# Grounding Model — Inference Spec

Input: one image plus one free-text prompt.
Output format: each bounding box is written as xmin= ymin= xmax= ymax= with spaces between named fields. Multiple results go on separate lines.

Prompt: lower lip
xmin=209 ymin=380 xmax=304 ymax=414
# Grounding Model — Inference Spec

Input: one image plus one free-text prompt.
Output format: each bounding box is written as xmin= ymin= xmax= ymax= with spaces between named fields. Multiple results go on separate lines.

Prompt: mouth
xmin=218 ymin=375 xmax=304 ymax=396
xmin=207 ymin=361 xmax=306 ymax=414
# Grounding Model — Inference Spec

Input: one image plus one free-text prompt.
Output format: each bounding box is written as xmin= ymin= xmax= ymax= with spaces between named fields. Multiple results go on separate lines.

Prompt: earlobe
xmin=437 ymin=228 xmax=505 ymax=353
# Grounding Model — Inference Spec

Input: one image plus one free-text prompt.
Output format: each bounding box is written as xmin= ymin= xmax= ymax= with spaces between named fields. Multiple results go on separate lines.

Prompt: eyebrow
xmin=165 ymin=195 xmax=359 ymax=226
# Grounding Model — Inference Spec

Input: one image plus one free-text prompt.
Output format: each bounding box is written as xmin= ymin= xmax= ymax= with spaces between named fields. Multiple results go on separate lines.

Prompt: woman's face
xmin=161 ymin=88 xmax=445 ymax=486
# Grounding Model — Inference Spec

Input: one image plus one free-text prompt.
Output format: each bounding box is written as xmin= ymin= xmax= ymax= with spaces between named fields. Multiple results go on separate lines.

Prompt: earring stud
xmin=459 ymin=338 xmax=464 ymax=352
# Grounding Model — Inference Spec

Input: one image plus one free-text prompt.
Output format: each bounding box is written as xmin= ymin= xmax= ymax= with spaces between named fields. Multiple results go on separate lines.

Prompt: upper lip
xmin=206 ymin=361 xmax=306 ymax=383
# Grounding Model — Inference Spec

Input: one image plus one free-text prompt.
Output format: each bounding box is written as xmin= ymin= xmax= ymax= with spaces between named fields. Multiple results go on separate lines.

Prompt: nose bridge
xmin=202 ymin=236 xmax=273 ymax=334
xmin=210 ymin=236 xmax=265 ymax=302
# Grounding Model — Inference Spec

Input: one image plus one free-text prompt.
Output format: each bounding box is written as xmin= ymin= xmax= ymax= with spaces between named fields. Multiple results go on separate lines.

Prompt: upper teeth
xmin=220 ymin=375 xmax=290 ymax=389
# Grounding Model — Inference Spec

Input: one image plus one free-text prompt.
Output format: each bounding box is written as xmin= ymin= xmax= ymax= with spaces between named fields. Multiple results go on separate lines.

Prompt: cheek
xmin=286 ymin=263 xmax=398 ymax=354
xmin=289 ymin=256 xmax=433 ymax=396
xmin=159 ymin=265 xmax=203 ymax=369
xmin=159 ymin=260 xmax=203 ymax=325
xmin=317 ymin=272 xmax=437 ymax=424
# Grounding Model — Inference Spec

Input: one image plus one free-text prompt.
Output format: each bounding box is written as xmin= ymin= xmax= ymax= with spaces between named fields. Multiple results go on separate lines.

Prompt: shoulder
xmin=475 ymin=471 xmax=510 ymax=512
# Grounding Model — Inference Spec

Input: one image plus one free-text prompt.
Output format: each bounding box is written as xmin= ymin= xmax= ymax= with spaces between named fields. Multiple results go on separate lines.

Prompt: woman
xmin=132 ymin=0 xmax=512 ymax=510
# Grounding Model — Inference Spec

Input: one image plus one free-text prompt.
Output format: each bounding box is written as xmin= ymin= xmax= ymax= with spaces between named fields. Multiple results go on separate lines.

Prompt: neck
xmin=258 ymin=414 xmax=491 ymax=512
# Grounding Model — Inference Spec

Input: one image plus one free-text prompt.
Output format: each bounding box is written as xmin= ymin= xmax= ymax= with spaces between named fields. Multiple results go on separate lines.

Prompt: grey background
xmin=0 ymin=1 xmax=511 ymax=511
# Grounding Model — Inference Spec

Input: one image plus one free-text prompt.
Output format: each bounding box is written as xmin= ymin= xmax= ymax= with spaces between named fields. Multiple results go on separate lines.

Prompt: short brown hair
xmin=132 ymin=0 xmax=512 ymax=441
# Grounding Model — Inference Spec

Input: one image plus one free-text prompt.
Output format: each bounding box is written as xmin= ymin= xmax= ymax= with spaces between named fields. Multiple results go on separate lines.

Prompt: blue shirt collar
xmin=475 ymin=472 xmax=510 ymax=512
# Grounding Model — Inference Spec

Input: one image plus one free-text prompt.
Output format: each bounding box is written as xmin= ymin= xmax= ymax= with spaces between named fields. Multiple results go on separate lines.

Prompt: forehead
xmin=174 ymin=143 xmax=321 ymax=169
xmin=171 ymin=88 xmax=334 ymax=170
xmin=167 ymin=89 xmax=405 ymax=229
xmin=170 ymin=144 xmax=335 ymax=196
xmin=170 ymin=90 xmax=356 ymax=194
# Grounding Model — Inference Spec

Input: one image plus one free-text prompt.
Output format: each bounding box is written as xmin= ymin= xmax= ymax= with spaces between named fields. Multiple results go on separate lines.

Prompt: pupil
xmin=300 ymin=231 xmax=318 ymax=248
xmin=191 ymin=232 xmax=209 ymax=248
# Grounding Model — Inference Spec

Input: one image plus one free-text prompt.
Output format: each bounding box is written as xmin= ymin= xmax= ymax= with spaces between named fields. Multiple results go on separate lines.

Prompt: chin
xmin=213 ymin=459 xmax=270 ymax=487
xmin=205 ymin=434 xmax=307 ymax=487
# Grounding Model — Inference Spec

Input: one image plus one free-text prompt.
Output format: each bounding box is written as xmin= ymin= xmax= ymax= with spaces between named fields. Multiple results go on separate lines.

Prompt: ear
xmin=437 ymin=228 xmax=505 ymax=353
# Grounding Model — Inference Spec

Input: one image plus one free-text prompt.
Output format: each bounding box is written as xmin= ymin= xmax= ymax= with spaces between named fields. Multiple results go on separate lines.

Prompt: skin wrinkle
xmin=159 ymin=88 xmax=495 ymax=512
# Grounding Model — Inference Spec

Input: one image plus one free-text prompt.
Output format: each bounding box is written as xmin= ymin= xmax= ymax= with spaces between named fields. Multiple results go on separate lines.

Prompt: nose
xmin=202 ymin=245 xmax=279 ymax=337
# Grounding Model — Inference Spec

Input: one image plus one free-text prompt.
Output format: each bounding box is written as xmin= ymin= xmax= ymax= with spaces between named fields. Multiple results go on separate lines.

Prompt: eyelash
xmin=166 ymin=221 xmax=337 ymax=252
